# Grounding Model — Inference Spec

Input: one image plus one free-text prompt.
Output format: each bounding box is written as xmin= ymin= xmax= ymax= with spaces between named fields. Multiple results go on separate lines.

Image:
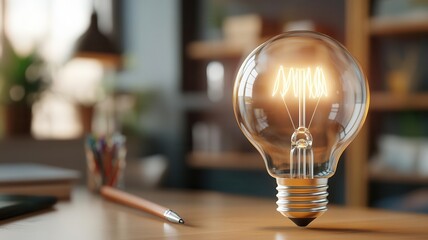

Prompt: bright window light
xmin=2 ymin=0 xmax=105 ymax=139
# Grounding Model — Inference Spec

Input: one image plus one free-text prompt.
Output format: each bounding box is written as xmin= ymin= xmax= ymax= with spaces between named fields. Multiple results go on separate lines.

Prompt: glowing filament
xmin=271 ymin=66 xmax=328 ymax=178
xmin=272 ymin=66 xmax=328 ymax=98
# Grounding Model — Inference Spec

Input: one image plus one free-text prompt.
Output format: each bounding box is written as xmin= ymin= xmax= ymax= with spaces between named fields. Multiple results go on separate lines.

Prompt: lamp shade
xmin=75 ymin=11 xmax=121 ymax=68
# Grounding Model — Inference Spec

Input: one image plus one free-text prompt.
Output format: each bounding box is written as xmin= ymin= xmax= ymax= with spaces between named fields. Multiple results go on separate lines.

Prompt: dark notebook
xmin=0 ymin=195 xmax=57 ymax=221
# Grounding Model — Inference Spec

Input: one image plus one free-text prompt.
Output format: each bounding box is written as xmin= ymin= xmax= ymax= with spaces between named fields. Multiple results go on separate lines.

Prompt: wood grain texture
xmin=0 ymin=188 xmax=427 ymax=239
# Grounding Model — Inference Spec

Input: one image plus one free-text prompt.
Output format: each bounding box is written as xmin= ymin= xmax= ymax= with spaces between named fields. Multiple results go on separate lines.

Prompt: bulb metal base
xmin=276 ymin=178 xmax=328 ymax=227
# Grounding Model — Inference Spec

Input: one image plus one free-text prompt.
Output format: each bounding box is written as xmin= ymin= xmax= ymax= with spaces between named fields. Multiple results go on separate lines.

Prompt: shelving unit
xmin=184 ymin=36 xmax=261 ymax=170
xmin=183 ymin=0 xmax=360 ymax=202
xmin=184 ymin=40 xmax=256 ymax=171
xmin=181 ymin=0 xmax=428 ymax=207
xmin=346 ymin=0 xmax=428 ymax=207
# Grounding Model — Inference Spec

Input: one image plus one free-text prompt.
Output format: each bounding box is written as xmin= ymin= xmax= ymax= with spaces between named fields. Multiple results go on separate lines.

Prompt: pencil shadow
xmin=103 ymin=201 xmax=201 ymax=228
xmin=179 ymin=221 xmax=201 ymax=228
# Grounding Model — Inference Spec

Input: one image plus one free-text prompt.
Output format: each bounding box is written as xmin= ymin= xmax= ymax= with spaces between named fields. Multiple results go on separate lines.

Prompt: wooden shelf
xmin=370 ymin=16 xmax=428 ymax=36
xmin=369 ymin=168 xmax=428 ymax=185
xmin=370 ymin=92 xmax=428 ymax=111
xmin=187 ymin=151 xmax=264 ymax=170
xmin=187 ymin=40 xmax=262 ymax=60
xmin=346 ymin=0 xmax=428 ymax=208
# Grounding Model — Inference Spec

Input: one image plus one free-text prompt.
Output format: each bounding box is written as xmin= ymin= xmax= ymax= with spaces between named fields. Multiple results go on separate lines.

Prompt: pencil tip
xmin=165 ymin=210 xmax=185 ymax=224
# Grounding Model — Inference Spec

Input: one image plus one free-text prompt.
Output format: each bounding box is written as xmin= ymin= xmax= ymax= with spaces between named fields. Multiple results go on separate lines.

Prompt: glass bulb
xmin=233 ymin=31 xmax=369 ymax=227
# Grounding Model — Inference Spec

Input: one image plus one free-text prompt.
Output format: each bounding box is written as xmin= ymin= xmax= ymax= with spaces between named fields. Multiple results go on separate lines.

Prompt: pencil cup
xmin=85 ymin=133 xmax=126 ymax=192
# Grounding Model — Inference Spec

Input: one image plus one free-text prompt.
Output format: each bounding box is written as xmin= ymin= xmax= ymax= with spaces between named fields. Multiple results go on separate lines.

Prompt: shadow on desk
xmin=0 ymin=207 xmax=56 ymax=225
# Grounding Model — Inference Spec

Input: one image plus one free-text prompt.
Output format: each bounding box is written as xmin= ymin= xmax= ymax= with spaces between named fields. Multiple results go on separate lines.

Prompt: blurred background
xmin=0 ymin=0 xmax=427 ymax=213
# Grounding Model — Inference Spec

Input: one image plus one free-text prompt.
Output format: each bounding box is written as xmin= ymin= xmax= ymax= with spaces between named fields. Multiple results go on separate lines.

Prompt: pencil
xmin=100 ymin=186 xmax=185 ymax=224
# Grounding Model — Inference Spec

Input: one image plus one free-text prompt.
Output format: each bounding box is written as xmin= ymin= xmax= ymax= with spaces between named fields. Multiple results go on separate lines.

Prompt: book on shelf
xmin=0 ymin=163 xmax=80 ymax=200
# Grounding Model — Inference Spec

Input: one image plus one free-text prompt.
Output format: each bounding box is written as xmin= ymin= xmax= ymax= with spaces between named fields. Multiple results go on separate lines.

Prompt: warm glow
xmin=271 ymin=66 xmax=329 ymax=130
xmin=272 ymin=66 xmax=328 ymax=98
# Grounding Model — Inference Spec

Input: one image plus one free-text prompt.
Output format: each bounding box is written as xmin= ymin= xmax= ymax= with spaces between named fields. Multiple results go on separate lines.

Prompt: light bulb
xmin=233 ymin=31 xmax=369 ymax=227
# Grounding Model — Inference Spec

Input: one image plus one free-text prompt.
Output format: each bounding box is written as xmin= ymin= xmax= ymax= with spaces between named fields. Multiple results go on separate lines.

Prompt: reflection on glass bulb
xmin=233 ymin=31 xmax=369 ymax=227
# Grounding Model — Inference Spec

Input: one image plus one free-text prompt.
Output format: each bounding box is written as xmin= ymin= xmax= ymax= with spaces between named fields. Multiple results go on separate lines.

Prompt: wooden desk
xmin=0 ymin=188 xmax=427 ymax=239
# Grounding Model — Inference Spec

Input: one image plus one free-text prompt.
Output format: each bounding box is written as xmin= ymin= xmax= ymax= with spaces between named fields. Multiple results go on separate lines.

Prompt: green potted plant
xmin=0 ymin=40 xmax=48 ymax=136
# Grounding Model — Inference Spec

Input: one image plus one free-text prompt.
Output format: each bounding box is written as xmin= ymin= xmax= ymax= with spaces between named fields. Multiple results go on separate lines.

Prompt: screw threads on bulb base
xmin=276 ymin=178 xmax=328 ymax=227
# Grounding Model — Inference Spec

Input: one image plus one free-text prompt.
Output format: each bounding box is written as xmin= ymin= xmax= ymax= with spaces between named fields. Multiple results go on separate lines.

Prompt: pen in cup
xmin=85 ymin=133 xmax=126 ymax=191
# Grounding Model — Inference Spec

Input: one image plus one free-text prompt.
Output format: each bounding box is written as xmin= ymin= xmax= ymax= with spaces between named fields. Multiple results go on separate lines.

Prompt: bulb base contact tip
xmin=276 ymin=178 xmax=328 ymax=227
